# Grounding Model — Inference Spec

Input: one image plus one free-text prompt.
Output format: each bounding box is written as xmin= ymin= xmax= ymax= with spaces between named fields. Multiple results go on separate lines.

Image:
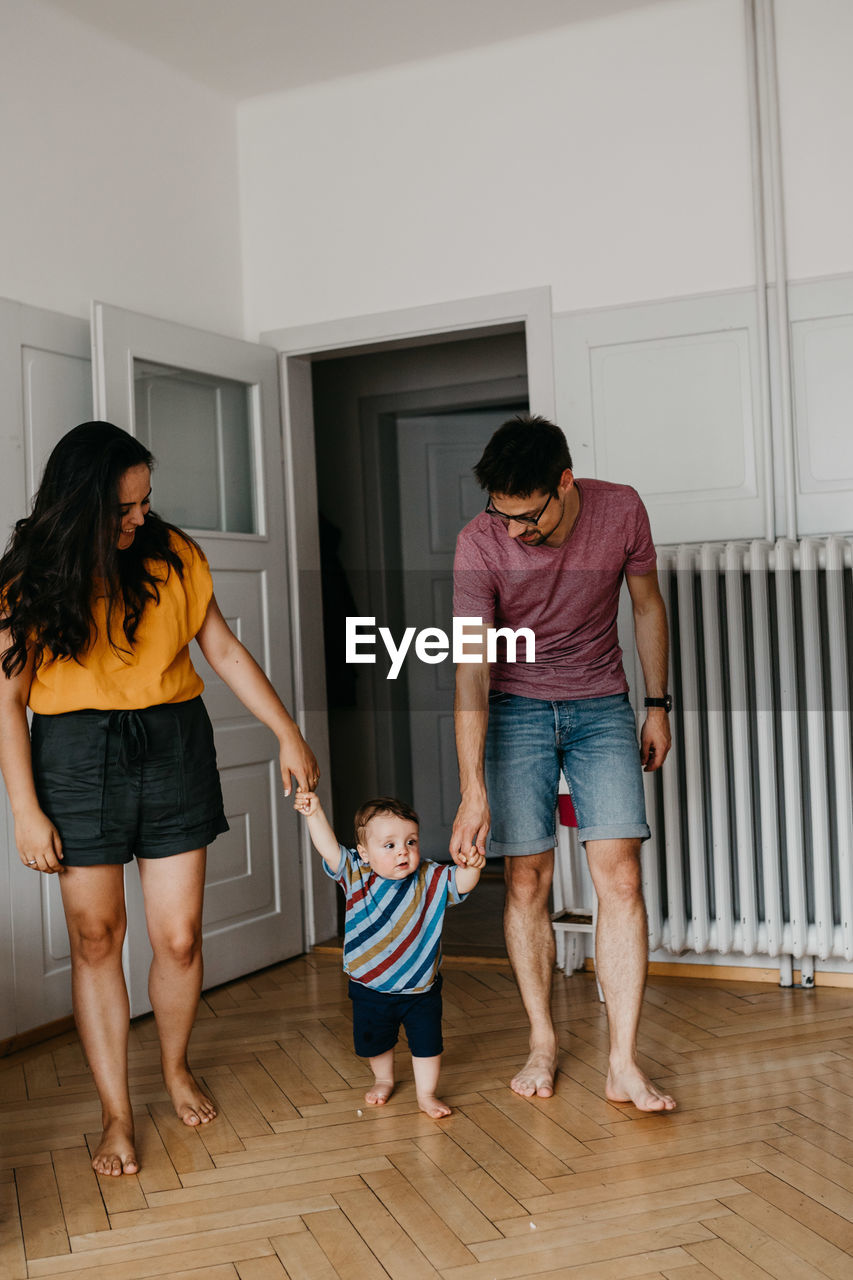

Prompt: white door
xmin=0 ymin=300 xmax=93 ymax=1036
xmin=396 ymin=409 xmax=516 ymax=859
xmin=93 ymin=303 xmax=303 ymax=1014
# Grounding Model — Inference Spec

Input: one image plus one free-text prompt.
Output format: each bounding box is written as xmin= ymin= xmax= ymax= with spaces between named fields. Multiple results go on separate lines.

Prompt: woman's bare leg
xmin=60 ymin=864 xmax=138 ymax=1176
xmin=138 ymin=848 xmax=216 ymax=1125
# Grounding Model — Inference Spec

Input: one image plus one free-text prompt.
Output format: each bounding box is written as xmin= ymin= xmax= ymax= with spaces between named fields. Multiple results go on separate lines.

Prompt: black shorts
xmin=348 ymin=974 xmax=443 ymax=1059
xmin=31 ymin=697 xmax=229 ymax=866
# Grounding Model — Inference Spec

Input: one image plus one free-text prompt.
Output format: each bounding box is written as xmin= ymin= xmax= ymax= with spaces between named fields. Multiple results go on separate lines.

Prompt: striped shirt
xmin=324 ymin=846 xmax=468 ymax=994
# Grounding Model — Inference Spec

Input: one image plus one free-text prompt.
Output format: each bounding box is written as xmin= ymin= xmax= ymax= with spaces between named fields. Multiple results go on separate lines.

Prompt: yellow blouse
xmin=29 ymin=534 xmax=213 ymax=714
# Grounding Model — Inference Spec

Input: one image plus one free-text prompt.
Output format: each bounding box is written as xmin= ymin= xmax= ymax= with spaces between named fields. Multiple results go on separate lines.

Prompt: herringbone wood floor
xmin=2 ymin=954 xmax=853 ymax=1279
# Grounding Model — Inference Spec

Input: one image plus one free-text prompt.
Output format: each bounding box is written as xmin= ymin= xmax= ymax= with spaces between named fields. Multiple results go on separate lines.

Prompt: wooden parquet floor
xmin=2 ymin=955 xmax=853 ymax=1279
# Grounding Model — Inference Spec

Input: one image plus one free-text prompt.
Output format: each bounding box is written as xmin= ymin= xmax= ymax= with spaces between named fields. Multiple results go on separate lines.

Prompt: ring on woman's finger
xmin=27 ymin=859 xmax=37 ymax=866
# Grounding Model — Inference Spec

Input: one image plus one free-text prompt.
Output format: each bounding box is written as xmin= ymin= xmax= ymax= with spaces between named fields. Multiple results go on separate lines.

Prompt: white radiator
xmin=638 ymin=537 xmax=853 ymax=966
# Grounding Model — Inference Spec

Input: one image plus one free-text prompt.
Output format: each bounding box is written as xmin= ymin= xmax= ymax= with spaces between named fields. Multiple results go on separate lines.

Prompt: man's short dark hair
xmin=473 ymin=414 xmax=573 ymax=497
xmin=354 ymin=796 xmax=419 ymax=845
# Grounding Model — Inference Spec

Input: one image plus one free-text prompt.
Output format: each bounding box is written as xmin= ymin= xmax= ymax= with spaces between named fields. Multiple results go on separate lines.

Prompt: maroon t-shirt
xmin=452 ymin=478 xmax=657 ymax=701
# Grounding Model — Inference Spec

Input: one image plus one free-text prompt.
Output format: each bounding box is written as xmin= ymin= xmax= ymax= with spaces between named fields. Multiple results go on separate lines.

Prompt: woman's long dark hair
xmin=0 ymin=422 xmax=196 ymax=677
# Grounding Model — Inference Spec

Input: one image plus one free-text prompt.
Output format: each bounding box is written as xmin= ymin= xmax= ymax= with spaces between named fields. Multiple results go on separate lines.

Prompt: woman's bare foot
xmin=365 ymin=1079 xmax=395 ymax=1106
xmin=91 ymin=1116 xmax=138 ymax=1176
xmin=510 ymin=1046 xmax=558 ymax=1099
xmin=164 ymin=1066 xmax=217 ymax=1126
xmin=606 ymin=1063 xmax=676 ymax=1112
xmin=417 ymin=1093 xmax=451 ymax=1119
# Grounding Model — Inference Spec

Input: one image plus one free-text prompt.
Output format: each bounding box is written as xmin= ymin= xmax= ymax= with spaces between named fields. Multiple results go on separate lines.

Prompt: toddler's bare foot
xmin=365 ymin=1079 xmax=395 ymax=1105
xmin=418 ymin=1093 xmax=451 ymax=1119
xmin=91 ymin=1116 xmax=138 ymax=1176
xmin=164 ymin=1066 xmax=217 ymax=1126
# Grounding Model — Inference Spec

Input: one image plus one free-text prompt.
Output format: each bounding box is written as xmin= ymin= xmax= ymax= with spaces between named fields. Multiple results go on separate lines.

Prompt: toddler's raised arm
xmin=294 ymin=790 xmax=341 ymax=870
xmin=455 ymin=846 xmax=485 ymax=894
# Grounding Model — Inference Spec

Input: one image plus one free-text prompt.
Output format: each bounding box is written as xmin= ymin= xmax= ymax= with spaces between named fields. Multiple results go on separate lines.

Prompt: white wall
xmin=239 ymin=0 xmax=755 ymax=335
xmin=775 ymin=0 xmax=853 ymax=282
xmin=0 ymin=0 xmax=244 ymax=336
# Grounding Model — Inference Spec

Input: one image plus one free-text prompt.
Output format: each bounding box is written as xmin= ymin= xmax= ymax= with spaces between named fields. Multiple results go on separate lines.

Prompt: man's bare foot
xmin=510 ymin=1047 xmax=558 ymax=1099
xmin=418 ymin=1093 xmax=451 ymax=1119
xmin=365 ymin=1079 xmax=395 ymax=1106
xmin=91 ymin=1117 xmax=138 ymax=1177
xmin=606 ymin=1063 xmax=676 ymax=1112
xmin=164 ymin=1067 xmax=217 ymax=1126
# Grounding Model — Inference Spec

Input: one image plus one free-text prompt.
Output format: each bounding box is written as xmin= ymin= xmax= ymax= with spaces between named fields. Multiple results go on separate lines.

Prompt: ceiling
xmin=42 ymin=0 xmax=661 ymax=99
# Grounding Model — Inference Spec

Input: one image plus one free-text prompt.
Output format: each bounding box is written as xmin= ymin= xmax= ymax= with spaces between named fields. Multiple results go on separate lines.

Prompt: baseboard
xmin=584 ymin=958 xmax=853 ymax=988
xmin=0 ymin=1015 xmax=76 ymax=1059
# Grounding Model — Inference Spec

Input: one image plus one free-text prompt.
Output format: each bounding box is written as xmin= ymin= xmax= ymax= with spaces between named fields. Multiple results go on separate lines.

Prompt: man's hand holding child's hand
xmin=465 ymin=846 xmax=487 ymax=870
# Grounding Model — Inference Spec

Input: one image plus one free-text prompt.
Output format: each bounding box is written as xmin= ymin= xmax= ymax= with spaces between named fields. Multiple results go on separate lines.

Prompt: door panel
xmin=396 ymin=409 xmax=518 ymax=859
xmin=0 ymin=301 xmax=93 ymax=1037
xmin=23 ymin=346 xmax=94 ymax=495
xmin=92 ymin=302 xmax=302 ymax=1014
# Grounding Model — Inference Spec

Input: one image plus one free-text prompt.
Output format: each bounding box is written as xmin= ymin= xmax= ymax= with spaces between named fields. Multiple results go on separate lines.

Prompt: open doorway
xmin=269 ymin=287 xmax=554 ymax=949
xmin=312 ymin=330 xmax=527 ymax=858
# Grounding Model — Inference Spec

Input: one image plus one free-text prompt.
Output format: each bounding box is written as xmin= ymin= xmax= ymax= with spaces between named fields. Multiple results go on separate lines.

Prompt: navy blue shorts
xmin=31 ymin=697 xmax=229 ymax=866
xmin=348 ymin=973 xmax=443 ymax=1059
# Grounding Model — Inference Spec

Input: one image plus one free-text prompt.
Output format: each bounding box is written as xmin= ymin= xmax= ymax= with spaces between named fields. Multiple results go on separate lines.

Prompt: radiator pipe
xmin=751 ymin=0 xmax=798 ymax=538
xmin=743 ymin=0 xmax=776 ymax=542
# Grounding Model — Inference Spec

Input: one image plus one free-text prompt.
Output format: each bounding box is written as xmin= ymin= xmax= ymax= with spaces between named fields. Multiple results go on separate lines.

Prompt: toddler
xmin=295 ymin=790 xmax=483 ymax=1117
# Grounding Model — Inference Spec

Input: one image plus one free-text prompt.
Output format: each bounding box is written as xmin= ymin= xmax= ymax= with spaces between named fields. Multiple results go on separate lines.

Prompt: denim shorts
xmin=31 ymin=697 xmax=229 ymax=865
xmin=348 ymin=974 xmax=443 ymax=1058
xmin=485 ymin=690 xmax=650 ymax=855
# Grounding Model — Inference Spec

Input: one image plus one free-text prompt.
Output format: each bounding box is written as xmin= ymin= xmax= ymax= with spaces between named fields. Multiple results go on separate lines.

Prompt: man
xmin=450 ymin=414 xmax=675 ymax=1112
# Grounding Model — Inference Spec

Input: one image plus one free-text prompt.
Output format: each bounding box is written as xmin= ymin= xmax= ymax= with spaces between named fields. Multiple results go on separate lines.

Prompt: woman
xmin=0 ymin=422 xmax=318 ymax=1177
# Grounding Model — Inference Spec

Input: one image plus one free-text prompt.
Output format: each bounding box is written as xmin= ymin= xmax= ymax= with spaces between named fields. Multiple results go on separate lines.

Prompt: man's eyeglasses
xmin=484 ymin=492 xmax=554 ymax=528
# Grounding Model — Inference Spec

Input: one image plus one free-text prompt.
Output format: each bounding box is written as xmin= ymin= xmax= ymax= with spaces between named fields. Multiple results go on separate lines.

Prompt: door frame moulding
xmin=265 ymin=288 xmax=555 ymax=946
xmin=264 ymin=287 xmax=554 ymax=416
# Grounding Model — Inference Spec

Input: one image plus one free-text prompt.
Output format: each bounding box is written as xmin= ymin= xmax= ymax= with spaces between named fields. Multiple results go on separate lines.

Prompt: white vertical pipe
xmin=799 ymin=538 xmax=832 ymax=959
xmin=743 ymin=0 xmax=776 ymax=542
xmin=656 ymin=557 xmax=686 ymax=953
xmin=775 ymin=539 xmax=807 ymax=957
xmin=725 ymin=542 xmax=758 ymax=955
xmin=676 ymin=545 xmax=710 ymax=953
xmin=749 ymin=540 xmax=783 ymax=956
xmin=754 ymin=0 xmax=798 ymax=537
xmin=826 ymin=537 xmax=853 ymax=960
xmin=700 ymin=544 xmax=733 ymax=955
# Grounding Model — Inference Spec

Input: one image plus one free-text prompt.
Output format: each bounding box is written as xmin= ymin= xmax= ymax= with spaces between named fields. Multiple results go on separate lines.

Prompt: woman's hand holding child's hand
xmin=294 ymin=788 xmax=320 ymax=817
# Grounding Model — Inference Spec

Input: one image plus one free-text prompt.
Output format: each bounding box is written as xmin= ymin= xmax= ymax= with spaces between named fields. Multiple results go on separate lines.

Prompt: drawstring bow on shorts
xmin=99 ymin=709 xmax=149 ymax=834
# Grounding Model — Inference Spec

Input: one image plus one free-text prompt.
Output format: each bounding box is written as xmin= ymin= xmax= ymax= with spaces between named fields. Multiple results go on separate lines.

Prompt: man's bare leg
xmin=503 ymin=850 xmax=558 ymax=1098
xmin=586 ymin=838 xmax=676 ymax=1112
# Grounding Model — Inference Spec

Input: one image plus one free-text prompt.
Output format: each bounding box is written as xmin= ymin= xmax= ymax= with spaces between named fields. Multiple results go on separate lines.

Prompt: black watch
xmin=644 ymin=694 xmax=673 ymax=712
